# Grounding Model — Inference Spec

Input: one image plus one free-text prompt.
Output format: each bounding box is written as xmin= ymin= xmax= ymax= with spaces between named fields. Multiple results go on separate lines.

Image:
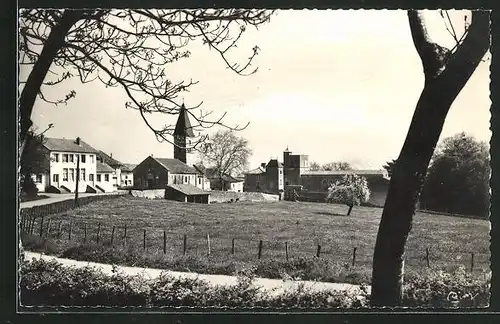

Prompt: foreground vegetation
xmin=20 ymin=258 xmax=489 ymax=308
xmin=21 ymin=196 xmax=490 ymax=285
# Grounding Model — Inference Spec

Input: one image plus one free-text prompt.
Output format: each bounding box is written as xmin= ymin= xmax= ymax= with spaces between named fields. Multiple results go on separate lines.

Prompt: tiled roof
xmin=173 ymin=104 xmax=195 ymax=137
xmin=98 ymin=151 xmax=123 ymax=167
xmin=42 ymin=137 xmax=99 ymax=153
xmin=154 ymin=157 xmax=199 ymax=174
xmin=267 ymin=159 xmax=283 ymax=168
xmin=121 ymin=163 xmax=136 ymax=172
xmin=245 ymin=167 xmax=266 ymax=175
xmin=96 ymin=161 xmax=114 ymax=173
xmin=167 ymin=184 xmax=209 ymax=196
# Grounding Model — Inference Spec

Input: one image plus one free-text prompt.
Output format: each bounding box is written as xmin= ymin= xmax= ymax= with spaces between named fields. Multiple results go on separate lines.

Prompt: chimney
xmin=75 ymin=137 xmax=81 ymax=145
xmin=261 ymin=163 xmax=267 ymax=168
xmin=40 ymin=134 xmax=44 ymax=142
xmin=110 ymin=153 xmax=113 ymax=158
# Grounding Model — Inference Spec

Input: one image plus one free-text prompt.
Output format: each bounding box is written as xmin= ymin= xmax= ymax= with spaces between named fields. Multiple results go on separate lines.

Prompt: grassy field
xmin=23 ymin=196 xmax=491 ymax=284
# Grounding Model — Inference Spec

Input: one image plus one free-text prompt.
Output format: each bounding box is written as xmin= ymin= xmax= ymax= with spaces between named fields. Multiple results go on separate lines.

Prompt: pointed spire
xmin=174 ymin=103 xmax=195 ymax=137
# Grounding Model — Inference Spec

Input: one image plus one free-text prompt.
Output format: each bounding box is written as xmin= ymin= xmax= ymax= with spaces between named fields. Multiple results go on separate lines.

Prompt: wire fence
xmin=20 ymin=214 xmax=491 ymax=273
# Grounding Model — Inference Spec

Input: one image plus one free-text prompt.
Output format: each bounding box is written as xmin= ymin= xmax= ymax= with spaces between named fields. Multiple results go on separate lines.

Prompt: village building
xmin=120 ymin=163 xmax=136 ymax=188
xmin=166 ymin=184 xmax=210 ymax=204
xmin=97 ymin=151 xmax=135 ymax=189
xmin=244 ymin=147 xmax=390 ymax=207
xmin=133 ymin=104 xmax=211 ymax=198
xmin=193 ymin=164 xmax=243 ymax=192
xmin=27 ymin=136 xmax=117 ymax=193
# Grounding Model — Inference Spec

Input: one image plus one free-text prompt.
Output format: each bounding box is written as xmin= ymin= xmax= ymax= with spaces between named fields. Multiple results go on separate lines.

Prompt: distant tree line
xmin=309 ymin=161 xmax=353 ymax=171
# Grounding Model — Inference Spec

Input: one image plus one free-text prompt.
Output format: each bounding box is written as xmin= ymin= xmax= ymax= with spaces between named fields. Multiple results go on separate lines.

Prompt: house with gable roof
xmin=133 ymin=104 xmax=210 ymax=194
xmin=25 ymin=136 xmax=117 ymax=193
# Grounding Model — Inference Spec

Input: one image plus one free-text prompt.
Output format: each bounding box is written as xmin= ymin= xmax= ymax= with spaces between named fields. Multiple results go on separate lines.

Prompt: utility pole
xmin=75 ymin=154 xmax=80 ymax=207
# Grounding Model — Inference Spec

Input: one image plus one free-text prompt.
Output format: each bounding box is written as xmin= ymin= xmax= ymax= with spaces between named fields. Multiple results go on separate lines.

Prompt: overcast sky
xmin=28 ymin=10 xmax=491 ymax=169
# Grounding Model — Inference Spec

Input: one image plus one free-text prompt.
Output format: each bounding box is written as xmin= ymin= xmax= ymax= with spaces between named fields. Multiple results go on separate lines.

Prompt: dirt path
xmin=23 ymin=251 xmax=370 ymax=296
xmin=20 ymin=192 xmax=126 ymax=209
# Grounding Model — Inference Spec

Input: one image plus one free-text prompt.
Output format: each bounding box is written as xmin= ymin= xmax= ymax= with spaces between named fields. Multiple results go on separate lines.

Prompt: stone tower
xmin=173 ymin=104 xmax=195 ymax=166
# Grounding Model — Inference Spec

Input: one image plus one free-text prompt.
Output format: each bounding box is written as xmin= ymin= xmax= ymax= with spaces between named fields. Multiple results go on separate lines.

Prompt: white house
xmin=95 ymin=161 xmax=115 ymax=192
xmin=120 ymin=163 xmax=135 ymax=188
xmin=28 ymin=136 xmax=117 ymax=193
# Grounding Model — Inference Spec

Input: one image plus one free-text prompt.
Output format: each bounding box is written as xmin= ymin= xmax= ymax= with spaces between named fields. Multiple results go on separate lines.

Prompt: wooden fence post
xmin=316 ymin=244 xmax=321 ymax=258
xmin=39 ymin=216 xmax=44 ymax=237
xmin=207 ymin=233 xmax=211 ymax=257
xmin=426 ymin=248 xmax=430 ymax=268
xmin=68 ymin=221 xmax=72 ymax=240
xmin=84 ymin=223 xmax=87 ymax=243
xmin=258 ymin=240 xmax=263 ymax=259
xmin=123 ymin=224 xmax=127 ymax=248
xmin=31 ymin=216 xmax=35 ymax=235
xmin=231 ymin=238 xmax=235 ymax=255
xmin=46 ymin=219 xmax=52 ymax=238
xmin=111 ymin=226 xmax=115 ymax=246
xmin=183 ymin=234 xmax=187 ymax=255
xmin=471 ymin=252 xmax=475 ymax=272
xmin=57 ymin=221 xmax=62 ymax=239
xmin=143 ymin=229 xmax=146 ymax=251
xmin=285 ymin=242 xmax=289 ymax=261
xmin=352 ymin=247 xmax=357 ymax=267
xmin=163 ymin=230 xmax=166 ymax=254
xmin=96 ymin=223 xmax=101 ymax=244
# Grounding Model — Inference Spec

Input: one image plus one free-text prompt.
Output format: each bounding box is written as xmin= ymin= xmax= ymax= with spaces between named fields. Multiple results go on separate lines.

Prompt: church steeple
xmin=173 ymin=104 xmax=195 ymax=165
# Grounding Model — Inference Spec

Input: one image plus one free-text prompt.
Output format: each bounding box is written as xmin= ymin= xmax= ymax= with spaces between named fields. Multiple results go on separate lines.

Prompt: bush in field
xmin=326 ymin=174 xmax=370 ymax=215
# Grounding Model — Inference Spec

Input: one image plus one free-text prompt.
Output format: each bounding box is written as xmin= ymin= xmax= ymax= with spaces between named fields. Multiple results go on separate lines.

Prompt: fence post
xmin=352 ymin=247 xmax=357 ymax=267
xmin=68 ymin=221 xmax=72 ymax=240
xmin=471 ymin=252 xmax=475 ymax=272
xmin=31 ymin=216 xmax=36 ymax=235
xmin=39 ymin=216 xmax=44 ymax=237
xmin=207 ymin=233 xmax=211 ymax=257
xmin=285 ymin=241 xmax=289 ymax=261
xmin=57 ymin=221 xmax=62 ymax=239
xmin=316 ymin=244 xmax=321 ymax=258
xmin=96 ymin=223 xmax=101 ymax=244
xmin=231 ymin=238 xmax=235 ymax=255
xmin=111 ymin=226 xmax=115 ymax=246
xmin=163 ymin=230 xmax=166 ymax=254
xmin=143 ymin=229 xmax=146 ymax=251
xmin=123 ymin=224 xmax=127 ymax=248
xmin=46 ymin=219 xmax=52 ymax=238
xmin=258 ymin=240 xmax=263 ymax=259
xmin=84 ymin=223 xmax=87 ymax=243
xmin=426 ymin=247 xmax=430 ymax=268
xmin=183 ymin=234 xmax=187 ymax=255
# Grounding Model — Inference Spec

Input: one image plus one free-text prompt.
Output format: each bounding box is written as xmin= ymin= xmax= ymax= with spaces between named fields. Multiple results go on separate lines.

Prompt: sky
xmin=26 ymin=10 xmax=491 ymax=170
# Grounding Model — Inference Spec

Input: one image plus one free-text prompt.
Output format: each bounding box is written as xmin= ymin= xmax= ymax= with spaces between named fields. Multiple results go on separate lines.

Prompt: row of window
xmin=53 ymin=153 xmax=94 ymax=164
xmin=59 ymin=168 xmax=109 ymax=182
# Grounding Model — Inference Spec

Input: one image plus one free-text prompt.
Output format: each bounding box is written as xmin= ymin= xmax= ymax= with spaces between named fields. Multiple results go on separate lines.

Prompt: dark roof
xmin=96 ymin=161 xmax=114 ymax=173
xmin=98 ymin=151 xmax=123 ymax=167
xmin=167 ymin=184 xmax=209 ymax=196
xmin=42 ymin=137 xmax=99 ymax=153
xmin=121 ymin=163 xmax=136 ymax=172
xmin=245 ymin=166 xmax=266 ymax=175
xmin=173 ymin=104 xmax=195 ymax=137
xmin=154 ymin=157 xmax=199 ymax=174
xmin=266 ymin=159 xmax=283 ymax=168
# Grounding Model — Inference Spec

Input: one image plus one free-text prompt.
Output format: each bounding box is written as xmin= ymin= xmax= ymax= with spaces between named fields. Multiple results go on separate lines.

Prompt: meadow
xmin=22 ymin=195 xmax=491 ymax=284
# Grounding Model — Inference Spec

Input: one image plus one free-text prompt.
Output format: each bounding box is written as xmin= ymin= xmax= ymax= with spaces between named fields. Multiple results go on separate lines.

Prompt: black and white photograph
xmin=17 ymin=8 xmax=491 ymax=309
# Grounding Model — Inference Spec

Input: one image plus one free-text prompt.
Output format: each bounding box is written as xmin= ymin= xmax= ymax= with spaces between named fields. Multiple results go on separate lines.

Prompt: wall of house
xmin=244 ymin=173 xmax=267 ymax=192
xmin=133 ymin=157 xmax=170 ymax=190
xmin=112 ymin=167 xmax=121 ymax=189
xmin=195 ymin=175 xmax=211 ymax=191
xmin=266 ymin=166 xmax=284 ymax=193
xmin=95 ymin=172 xmax=115 ymax=192
xmin=120 ymin=171 xmax=134 ymax=188
xmin=48 ymin=151 xmax=97 ymax=192
xmin=31 ymin=173 xmax=49 ymax=193
xmin=169 ymin=173 xmax=197 ymax=186
xmin=228 ymin=181 xmax=244 ymax=192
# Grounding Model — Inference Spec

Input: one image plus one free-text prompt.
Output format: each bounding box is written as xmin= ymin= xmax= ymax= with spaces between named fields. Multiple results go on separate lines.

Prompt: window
xmin=63 ymin=168 xmax=68 ymax=181
xmin=53 ymin=153 xmax=59 ymax=162
xmin=105 ymin=174 xmax=109 ymax=182
xmin=279 ymin=170 xmax=283 ymax=174
xmin=62 ymin=154 xmax=68 ymax=162
xmin=198 ymin=178 xmax=201 ymax=185
xmin=89 ymin=174 xmax=94 ymax=182
xmin=97 ymin=174 xmax=101 ymax=182
xmin=53 ymin=174 xmax=59 ymax=183
xmin=35 ymin=174 xmax=42 ymax=183
xmin=184 ymin=176 xmax=188 ymax=182
xmin=81 ymin=168 xmax=86 ymax=181
xmin=69 ymin=154 xmax=74 ymax=163
xmin=89 ymin=155 xmax=94 ymax=163
xmin=81 ymin=154 xmax=86 ymax=163
xmin=70 ymin=168 xmax=75 ymax=181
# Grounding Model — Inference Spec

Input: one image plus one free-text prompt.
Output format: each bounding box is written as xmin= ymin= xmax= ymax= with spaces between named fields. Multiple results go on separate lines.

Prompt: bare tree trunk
xmin=19 ymin=10 xmax=82 ymax=149
xmin=371 ymin=10 xmax=490 ymax=307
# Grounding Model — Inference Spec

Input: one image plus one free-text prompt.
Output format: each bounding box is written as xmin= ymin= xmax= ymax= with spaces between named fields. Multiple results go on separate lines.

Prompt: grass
xmin=22 ymin=196 xmax=491 ymax=284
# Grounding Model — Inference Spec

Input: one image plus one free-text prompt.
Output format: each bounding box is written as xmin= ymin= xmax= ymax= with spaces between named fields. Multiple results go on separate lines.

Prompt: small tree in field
xmin=326 ymin=174 xmax=370 ymax=216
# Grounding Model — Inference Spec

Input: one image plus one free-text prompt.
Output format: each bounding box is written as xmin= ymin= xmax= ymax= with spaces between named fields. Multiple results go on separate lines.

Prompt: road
xmin=20 ymin=191 xmax=127 ymax=209
xmin=23 ymin=251 xmax=370 ymax=297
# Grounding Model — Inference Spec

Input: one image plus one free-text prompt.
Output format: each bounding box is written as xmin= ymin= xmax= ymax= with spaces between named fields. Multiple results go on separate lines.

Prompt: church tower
xmin=173 ymin=104 xmax=195 ymax=166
